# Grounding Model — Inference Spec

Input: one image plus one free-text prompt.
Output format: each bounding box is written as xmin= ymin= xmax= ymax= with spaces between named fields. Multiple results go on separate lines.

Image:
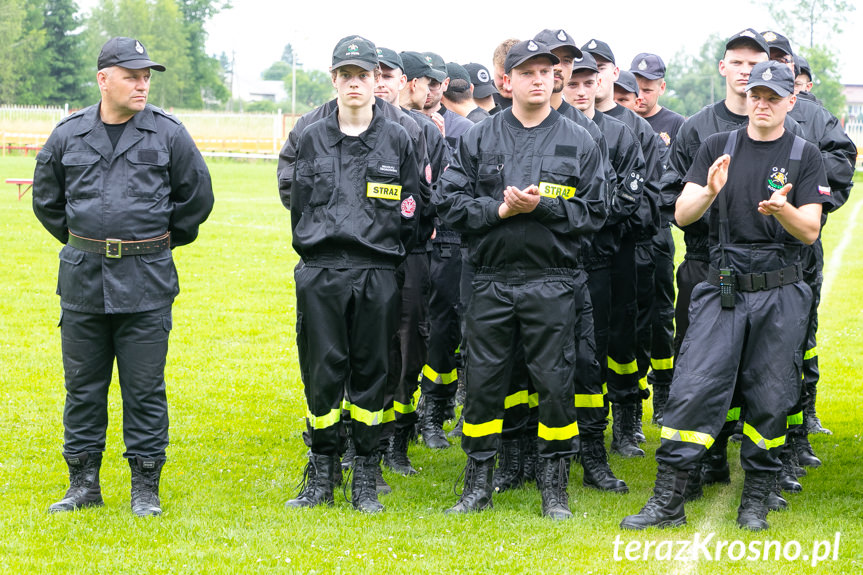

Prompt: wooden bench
xmin=6 ymin=178 xmax=33 ymax=200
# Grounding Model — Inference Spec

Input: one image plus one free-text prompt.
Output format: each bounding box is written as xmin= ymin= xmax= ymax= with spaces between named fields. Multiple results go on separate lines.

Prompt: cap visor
xmin=746 ymin=82 xmax=791 ymax=97
xmin=473 ymin=84 xmax=497 ymax=98
xmin=332 ymin=59 xmax=378 ymax=71
xmin=507 ymin=53 xmax=560 ymax=74
xmin=428 ymin=70 xmax=448 ymax=82
xmin=632 ymin=71 xmax=662 ymax=80
xmin=118 ymin=59 xmax=166 ymax=71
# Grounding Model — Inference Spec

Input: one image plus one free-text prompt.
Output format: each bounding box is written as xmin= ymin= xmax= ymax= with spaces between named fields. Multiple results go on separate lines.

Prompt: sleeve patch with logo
xmin=538 ymin=181 xmax=576 ymax=199
xmin=367 ymin=182 xmax=402 ymax=200
xmin=401 ymin=195 xmax=417 ymax=218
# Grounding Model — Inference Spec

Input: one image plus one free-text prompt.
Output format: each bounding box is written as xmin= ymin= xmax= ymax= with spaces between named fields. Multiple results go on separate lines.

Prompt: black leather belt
xmin=68 ymin=232 xmax=170 ymax=258
xmin=708 ymin=263 xmax=803 ymax=292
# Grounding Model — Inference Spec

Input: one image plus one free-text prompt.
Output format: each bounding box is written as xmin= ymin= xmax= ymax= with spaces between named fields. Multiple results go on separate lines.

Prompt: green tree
xmin=176 ymin=0 xmax=231 ymax=107
xmin=761 ymin=0 xmax=855 ymax=48
xmin=42 ymin=0 xmax=92 ymax=106
xmin=798 ymin=46 xmax=846 ymax=116
xmin=285 ymin=69 xmax=334 ymax=110
xmin=0 ymin=1 xmax=28 ymax=104
xmin=663 ymin=35 xmax=726 ymax=117
xmin=262 ymin=61 xmax=290 ymax=81
xmin=281 ymin=43 xmax=295 ymax=66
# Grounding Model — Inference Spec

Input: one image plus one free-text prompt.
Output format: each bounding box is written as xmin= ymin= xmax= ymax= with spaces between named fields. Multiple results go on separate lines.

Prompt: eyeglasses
xmin=773 ymin=56 xmax=794 ymax=64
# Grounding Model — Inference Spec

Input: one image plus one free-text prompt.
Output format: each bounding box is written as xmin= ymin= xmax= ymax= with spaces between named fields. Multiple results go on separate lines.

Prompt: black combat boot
xmin=700 ymin=433 xmax=731 ymax=486
xmin=767 ymin=472 xmax=788 ymax=511
xmin=620 ymin=464 xmax=689 ymax=530
xmin=611 ymin=403 xmax=644 ymax=457
xmin=420 ymin=397 xmax=450 ymax=449
xmin=538 ymin=457 xmax=572 ymax=520
xmin=129 ymin=456 xmax=165 ymax=517
xmin=341 ymin=436 xmax=356 ymax=470
xmin=285 ymin=453 xmax=336 ymax=508
xmin=351 ymin=454 xmax=384 ymax=513
xmin=778 ymin=446 xmax=803 ymax=493
xmin=48 ymin=452 xmax=104 ymax=513
xmin=445 ymin=457 xmax=494 ymax=514
xmin=384 ymin=426 xmax=417 ymax=476
xmin=651 ymin=384 xmax=670 ymax=426
xmin=493 ymin=438 xmax=524 ymax=493
xmin=804 ymin=383 xmax=831 ymax=434
xmin=634 ymin=401 xmax=646 ymax=444
xmin=521 ymin=434 xmax=539 ymax=483
xmin=737 ymin=470 xmax=773 ymax=530
xmin=683 ymin=465 xmax=703 ymax=502
xmin=792 ymin=426 xmax=822 ymax=469
xmin=581 ymin=433 xmax=628 ymax=493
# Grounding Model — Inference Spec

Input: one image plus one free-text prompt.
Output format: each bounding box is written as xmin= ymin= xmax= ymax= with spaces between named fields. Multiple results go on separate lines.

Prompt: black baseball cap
xmin=464 ymin=62 xmax=497 ymax=97
xmin=630 ymin=53 xmax=665 ymax=80
xmin=761 ymin=30 xmax=794 ymax=56
xmin=571 ymin=52 xmax=598 ymax=74
xmin=580 ymin=38 xmax=615 ymax=64
xmin=445 ymin=62 xmax=471 ymax=92
xmin=423 ymin=52 xmax=449 ymax=82
xmin=533 ymin=29 xmax=582 ymax=59
xmin=331 ymin=36 xmax=378 ymax=71
xmin=400 ymin=51 xmax=436 ymax=81
xmin=504 ymin=39 xmax=559 ymax=74
xmin=725 ymin=28 xmax=769 ymax=54
xmin=746 ymin=61 xmax=795 ymax=97
xmin=376 ymin=47 xmax=403 ymax=71
xmin=615 ymin=70 xmax=640 ymax=95
xmin=795 ymin=55 xmax=812 ymax=80
xmin=98 ymin=37 xmax=165 ymax=71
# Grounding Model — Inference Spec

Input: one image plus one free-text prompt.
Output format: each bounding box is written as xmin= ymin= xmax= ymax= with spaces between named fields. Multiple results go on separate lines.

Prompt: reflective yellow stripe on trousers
xmin=742 ymin=422 xmax=785 ymax=450
xmin=306 ymin=407 xmax=341 ymax=430
xmin=422 ymin=364 xmax=458 ymax=385
xmin=538 ymin=421 xmax=579 ymax=441
xmin=608 ymin=356 xmax=638 ymax=375
xmin=661 ymin=426 xmax=714 ymax=449
xmin=462 ymin=419 xmax=503 ymax=438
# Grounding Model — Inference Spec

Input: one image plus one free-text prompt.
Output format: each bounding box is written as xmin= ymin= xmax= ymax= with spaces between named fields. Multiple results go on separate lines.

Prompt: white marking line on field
xmin=821 ymin=197 xmax=863 ymax=303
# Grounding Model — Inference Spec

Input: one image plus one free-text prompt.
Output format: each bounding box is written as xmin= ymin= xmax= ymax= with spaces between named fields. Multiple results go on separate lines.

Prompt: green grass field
xmin=1 ymin=155 xmax=861 ymax=574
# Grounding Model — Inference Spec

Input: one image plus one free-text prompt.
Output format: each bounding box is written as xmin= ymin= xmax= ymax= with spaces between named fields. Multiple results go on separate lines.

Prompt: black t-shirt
xmin=103 ymin=121 xmax=128 ymax=149
xmin=644 ymin=107 xmax=685 ymax=149
xmin=686 ymin=128 xmax=831 ymax=247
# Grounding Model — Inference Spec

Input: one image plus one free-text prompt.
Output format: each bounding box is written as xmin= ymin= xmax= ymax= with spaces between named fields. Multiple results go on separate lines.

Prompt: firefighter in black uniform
xmin=284 ymin=36 xmax=422 ymax=513
xmin=621 ymin=61 xmax=831 ymax=531
xmin=435 ymin=40 xmax=606 ymax=519
xmin=762 ymin=30 xmax=857 ymax=479
xmin=33 ymin=37 xmax=214 ymax=516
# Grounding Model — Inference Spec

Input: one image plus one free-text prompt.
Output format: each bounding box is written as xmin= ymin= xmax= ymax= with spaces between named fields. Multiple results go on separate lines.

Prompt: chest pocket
xmin=475 ymin=153 xmax=504 ymax=198
xmin=298 ymin=157 xmax=335 ymax=207
xmin=61 ymin=151 xmax=102 ymax=199
xmin=127 ymin=149 xmax=170 ymax=197
xmin=366 ymin=159 xmax=402 ymax=207
xmin=538 ymin=156 xmax=579 ymax=200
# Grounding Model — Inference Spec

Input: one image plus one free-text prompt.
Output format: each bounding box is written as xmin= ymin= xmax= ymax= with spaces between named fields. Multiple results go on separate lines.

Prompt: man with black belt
xmin=435 ymin=40 xmax=606 ymax=519
xmin=33 ymin=37 xmax=214 ymax=517
xmin=285 ymin=36 xmax=421 ymax=513
xmin=621 ymin=61 xmax=830 ymax=531
xmin=629 ymin=52 xmax=685 ymax=426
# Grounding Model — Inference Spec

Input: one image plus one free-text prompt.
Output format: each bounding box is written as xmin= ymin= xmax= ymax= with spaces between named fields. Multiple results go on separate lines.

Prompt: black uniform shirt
xmin=687 ymin=128 xmax=831 ymax=249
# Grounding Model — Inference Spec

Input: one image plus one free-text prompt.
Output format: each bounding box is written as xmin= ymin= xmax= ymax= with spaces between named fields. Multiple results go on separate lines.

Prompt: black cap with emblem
xmin=615 ymin=70 xmax=640 ymax=95
xmin=331 ymin=36 xmax=379 ymax=71
xmin=746 ymin=61 xmax=795 ymax=97
xmin=580 ymin=38 xmax=615 ymax=64
xmin=422 ymin=52 xmax=449 ymax=82
xmin=630 ymin=52 xmax=666 ymax=80
xmin=504 ymin=39 xmax=559 ymax=74
xmin=376 ymin=47 xmax=403 ymax=71
xmin=98 ymin=37 xmax=165 ymax=71
xmin=572 ymin=52 xmax=598 ymax=74
xmin=725 ymin=28 xmax=769 ymax=54
xmin=761 ymin=30 xmax=794 ymax=57
xmin=533 ymin=29 xmax=582 ymax=59
xmin=464 ymin=63 xmax=497 ymax=97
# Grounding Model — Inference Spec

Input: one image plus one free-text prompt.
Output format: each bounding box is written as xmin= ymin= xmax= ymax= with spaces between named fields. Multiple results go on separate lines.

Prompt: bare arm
xmin=675 ymin=154 xmax=730 ymax=227
xmin=757 ymin=184 xmax=823 ymax=245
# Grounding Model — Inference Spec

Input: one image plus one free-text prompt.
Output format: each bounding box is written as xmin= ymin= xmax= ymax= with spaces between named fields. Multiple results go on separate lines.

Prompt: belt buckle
xmin=105 ymin=238 xmax=122 ymax=258
xmin=751 ymin=273 xmax=766 ymax=291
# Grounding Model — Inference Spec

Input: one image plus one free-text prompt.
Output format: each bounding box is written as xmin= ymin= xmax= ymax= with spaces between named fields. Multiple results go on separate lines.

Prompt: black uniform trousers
xmin=420 ymin=242 xmax=462 ymax=403
xmin=672 ymin=255 xmax=710 ymax=357
xmin=801 ymin=239 xmax=823 ymax=393
xmin=461 ymin=273 xmax=583 ymax=462
xmin=60 ymin=305 xmax=172 ymax=459
xmin=295 ymin=264 xmax=399 ymax=457
xmin=607 ymin=233 xmax=640 ymax=405
xmin=656 ymin=280 xmax=811 ymax=474
xmin=639 ymin=226 xmax=676 ymax=388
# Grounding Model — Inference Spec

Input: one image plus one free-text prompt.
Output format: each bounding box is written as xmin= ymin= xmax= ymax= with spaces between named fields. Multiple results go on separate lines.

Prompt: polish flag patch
xmin=401 ymin=195 xmax=417 ymax=218
xmin=818 ymin=185 xmax=831 ymax=196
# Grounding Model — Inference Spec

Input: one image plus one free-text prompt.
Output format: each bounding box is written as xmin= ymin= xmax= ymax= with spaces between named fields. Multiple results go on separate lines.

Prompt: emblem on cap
xmin=638 ymin=59 xmax=647 ymax=70
xmin=588 ymin=40 xmax=597 ymax=49
xmin=425 ymin=56 xmax=432 ymax=64
xmin=574 ymin=55 xmax=583 ymax=62
xmin=135 ymin=41 xmax=144 ymax=54
xmin=762 ymin=68 xmax=773 ymax=81
xmin=527 ymin=41 xmax=539 ymax=52
xmin=740 ymin=30 xmax=756 ymax=38
xmin=557 ymin=30 xmax=567 ymax=41
xmin=763 ymin=31 xmax=777 ymax=42
xmin=348 ymin=44 xmax=358 ymax=53
xmin=477 ymin=69 xmax=490 ymax=82
xmin=376 ymin=48 xmax=383 ymax=56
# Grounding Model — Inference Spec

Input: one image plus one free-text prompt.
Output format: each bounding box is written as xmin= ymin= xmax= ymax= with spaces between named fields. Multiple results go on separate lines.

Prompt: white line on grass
xmin=821 ymin=196 xmax=863 ymax=304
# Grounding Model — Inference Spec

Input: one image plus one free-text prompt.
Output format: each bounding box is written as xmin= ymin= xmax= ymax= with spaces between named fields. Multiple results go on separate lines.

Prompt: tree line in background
xmin=0 ymin=0 xmax=852 ymax=119
xmin=0 ymin=0 xmax=231 ymax=110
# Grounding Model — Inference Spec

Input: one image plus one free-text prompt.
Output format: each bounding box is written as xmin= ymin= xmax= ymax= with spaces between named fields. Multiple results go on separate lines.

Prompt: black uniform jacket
xmin=290 ymin=105 xmax=422 ymax=269
xmin=433 ymin=108 xmax=607 ymax=279
xmin=32 ymin=103 xmax=214 ymax=314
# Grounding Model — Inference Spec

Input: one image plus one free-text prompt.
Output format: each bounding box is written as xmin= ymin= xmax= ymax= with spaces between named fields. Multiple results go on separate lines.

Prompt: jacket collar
xmin=324 ymin=101 xmax=384 ymax=149
xmin=77 ymin=103 xmax=157 ymax=160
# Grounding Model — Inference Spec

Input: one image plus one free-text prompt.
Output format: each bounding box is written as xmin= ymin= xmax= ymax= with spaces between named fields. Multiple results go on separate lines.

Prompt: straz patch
xmin=538 ymin=181 xmax=576 ymax=200
xmin=767 ymin=166 xmax=789 ymax=191
xmin=401 ymin=195 xmax=417 ymax=218
xmin=367 ymin=182 xmax=402 ymax=200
